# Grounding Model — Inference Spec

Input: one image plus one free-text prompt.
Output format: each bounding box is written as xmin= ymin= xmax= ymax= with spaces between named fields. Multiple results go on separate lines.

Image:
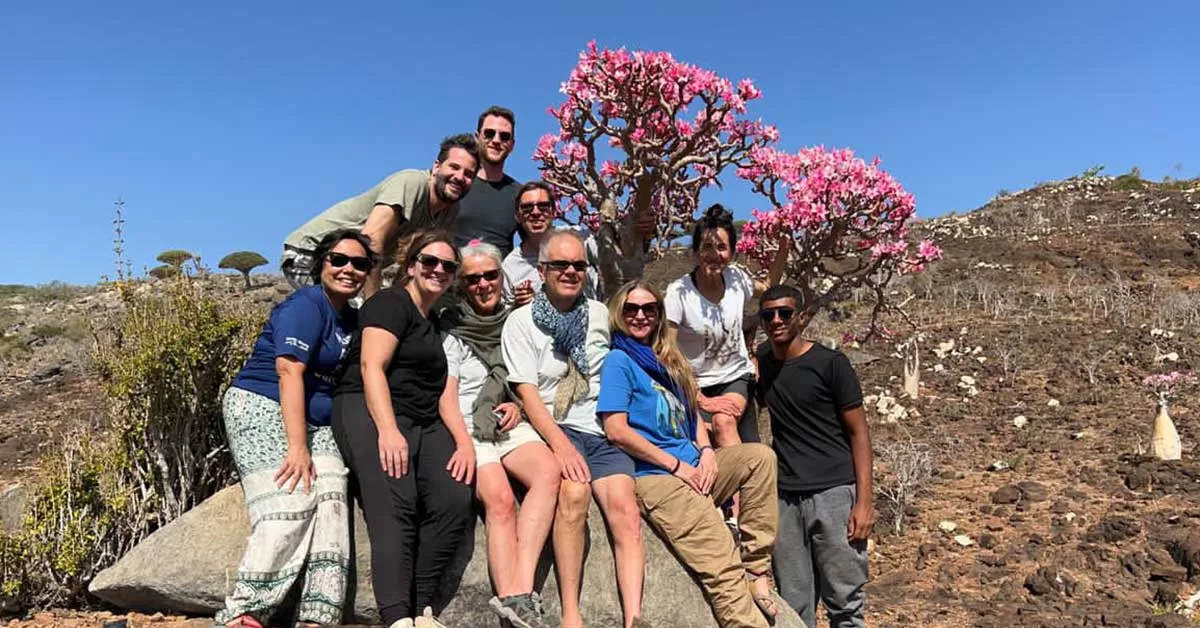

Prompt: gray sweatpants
xmin=773 ymin=484 xmax=869 ymax=628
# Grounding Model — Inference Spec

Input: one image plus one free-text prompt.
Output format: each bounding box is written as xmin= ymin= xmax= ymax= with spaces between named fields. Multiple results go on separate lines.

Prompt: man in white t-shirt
xmin=501 ymin=229 xmax=646 ymax=628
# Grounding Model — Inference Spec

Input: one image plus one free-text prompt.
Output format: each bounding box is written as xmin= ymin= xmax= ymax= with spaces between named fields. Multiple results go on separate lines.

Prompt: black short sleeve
xmin=357 ymin=289 xmax=411 ymax=339
xmin=830 ymin=352 xmax=864 ymax=411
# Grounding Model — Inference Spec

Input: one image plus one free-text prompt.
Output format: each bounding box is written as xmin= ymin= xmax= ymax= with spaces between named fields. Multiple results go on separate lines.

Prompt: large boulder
xmin=91 ymin=484 xmax=804 ymax=627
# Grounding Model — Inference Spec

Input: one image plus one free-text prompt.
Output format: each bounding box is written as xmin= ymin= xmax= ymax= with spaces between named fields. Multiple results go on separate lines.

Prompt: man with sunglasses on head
xmin=452 ymin=106 xmax=522 ymax=257
xmin=281 ymin=134 xmax=480 ymax=298
xmin=754 ymin=285 xmax=873 ymax=628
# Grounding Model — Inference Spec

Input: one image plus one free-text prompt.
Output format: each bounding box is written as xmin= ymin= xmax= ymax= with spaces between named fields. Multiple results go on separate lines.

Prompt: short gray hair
xmin=538 ymin=228 xmax=587 ymax=262
xmin=459 ymin=241 xmax=504 ymax=269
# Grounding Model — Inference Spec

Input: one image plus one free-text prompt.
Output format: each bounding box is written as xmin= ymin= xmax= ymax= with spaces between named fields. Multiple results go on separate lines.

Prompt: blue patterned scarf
xmin=531 ymin=289 xmax=590 ymax=421
xmin=531 ymin=289 xmax=589 ymax=373
xmin=612 ymin=331 xmax=693 ymax=422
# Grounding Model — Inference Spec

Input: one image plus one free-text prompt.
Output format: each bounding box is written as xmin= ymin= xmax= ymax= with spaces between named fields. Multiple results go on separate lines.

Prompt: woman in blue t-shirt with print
xmin=599 ymin=280 xmax=782 ymax=628
xmin=216 ymin=229 xmax=374 ymax=628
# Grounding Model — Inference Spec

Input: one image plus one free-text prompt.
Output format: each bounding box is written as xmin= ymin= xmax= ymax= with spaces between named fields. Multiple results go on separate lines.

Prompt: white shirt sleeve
xmin=663 ymin=278 xmax=686 ymax=325
xmin=442 ymin=333 xmax=466 ymax=379
xmin=502 ymin=311 xmax=539 ymax=385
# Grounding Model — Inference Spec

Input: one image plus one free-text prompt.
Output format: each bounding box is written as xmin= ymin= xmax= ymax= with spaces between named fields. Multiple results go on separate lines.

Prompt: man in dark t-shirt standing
xmin=453 ymin=106 xmax=521 ymax=256
xmin=754 ymin=284 xmax=873 ymax=628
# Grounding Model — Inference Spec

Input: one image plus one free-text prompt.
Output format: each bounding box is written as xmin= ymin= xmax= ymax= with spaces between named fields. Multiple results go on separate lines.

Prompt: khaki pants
xmin=635 ymin=443 xmax=779 ymax=628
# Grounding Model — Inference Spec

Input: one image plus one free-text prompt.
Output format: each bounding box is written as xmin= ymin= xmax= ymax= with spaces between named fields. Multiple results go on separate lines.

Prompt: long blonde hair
xmin=607 ymin=281 xmax=699 ymax=413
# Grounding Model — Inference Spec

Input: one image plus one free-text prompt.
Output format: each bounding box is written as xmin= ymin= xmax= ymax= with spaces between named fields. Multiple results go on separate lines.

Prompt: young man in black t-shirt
xmin=754 ymin=284 xmax=873 ymax=628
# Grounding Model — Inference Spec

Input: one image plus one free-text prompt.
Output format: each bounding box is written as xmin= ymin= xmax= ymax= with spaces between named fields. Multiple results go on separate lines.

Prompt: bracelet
xmin=670 ymin=457 xmax=681 ymax=473
xmin=699 ymin=445 xmax=714 ymax=455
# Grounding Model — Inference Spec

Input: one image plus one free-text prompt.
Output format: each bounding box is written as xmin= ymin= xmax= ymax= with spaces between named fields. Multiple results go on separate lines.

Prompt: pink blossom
xmin=534 ymin=42 xmax=776 ymax=231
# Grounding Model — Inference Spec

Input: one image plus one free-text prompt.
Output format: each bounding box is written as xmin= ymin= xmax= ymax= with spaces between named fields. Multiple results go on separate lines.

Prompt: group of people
xmin=214 ymin=107 xmax=875 ymax=628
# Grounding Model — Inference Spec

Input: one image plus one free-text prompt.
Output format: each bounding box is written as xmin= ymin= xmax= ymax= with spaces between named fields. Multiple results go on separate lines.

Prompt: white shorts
xmin=474 ymin=422 xmax=547 ymax=468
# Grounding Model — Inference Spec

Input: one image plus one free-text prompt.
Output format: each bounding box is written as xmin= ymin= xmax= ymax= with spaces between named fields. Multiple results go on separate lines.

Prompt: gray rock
xmin=990 ymin=485 xmax=1021 ymax=504
xmin=0 ymin=483 xmax=27 ymax=533
xmin=91 ymin=485 xmax=805 ymax=627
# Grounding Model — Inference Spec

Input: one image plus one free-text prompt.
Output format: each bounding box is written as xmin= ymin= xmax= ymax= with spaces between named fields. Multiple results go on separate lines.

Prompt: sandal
xmin=745 ymin=574 xmax=779 ymax=626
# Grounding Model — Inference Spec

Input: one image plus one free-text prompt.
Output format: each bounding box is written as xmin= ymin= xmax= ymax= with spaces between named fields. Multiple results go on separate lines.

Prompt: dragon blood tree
xmin=534 ymin=41 xmax=778 ymax=291
xmin=737 ymin=146 xmax=942 ymax=338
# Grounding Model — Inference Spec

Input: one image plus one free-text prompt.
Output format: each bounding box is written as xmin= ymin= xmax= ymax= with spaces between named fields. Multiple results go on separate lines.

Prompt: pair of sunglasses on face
xmin=415 ymin=253 xmax=459 ymax=274
xmin=327 ymin=252 xmax=373 ymax=272
xmin=758 ymin=307 xmax=796 ymax=322
xmin=481 ymin=129 xmax=512 ymax=142
xmin=519 ymin=201 xmax=555 ymax=214
xmin=541 ymin=260 xmax=588 ymax=273
xmin=463 ymin=269 xmax=501 ymax=285
xmin=622 ymin=302 xmax=660 ymax=317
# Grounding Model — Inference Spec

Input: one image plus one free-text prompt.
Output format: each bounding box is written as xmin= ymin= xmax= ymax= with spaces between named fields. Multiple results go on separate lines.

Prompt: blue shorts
xmin=563 ymin=426 xmax=635 ymax=480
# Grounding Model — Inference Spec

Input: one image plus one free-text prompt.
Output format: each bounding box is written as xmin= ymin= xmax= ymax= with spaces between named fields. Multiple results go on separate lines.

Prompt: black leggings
xmin=332 ymin=393 xmax=473 ymax=623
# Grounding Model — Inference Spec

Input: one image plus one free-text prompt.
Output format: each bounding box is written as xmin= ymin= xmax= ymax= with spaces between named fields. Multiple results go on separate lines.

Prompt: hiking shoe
xmin=489 ymin=593 xmax=551 ymax=628
xmin=414 ymin=607 xmax=448 ymax=628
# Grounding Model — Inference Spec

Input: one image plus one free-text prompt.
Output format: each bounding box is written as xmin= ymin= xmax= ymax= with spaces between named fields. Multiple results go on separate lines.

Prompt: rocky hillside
xmin=3 ymin=173 xmax=1200 ymax=627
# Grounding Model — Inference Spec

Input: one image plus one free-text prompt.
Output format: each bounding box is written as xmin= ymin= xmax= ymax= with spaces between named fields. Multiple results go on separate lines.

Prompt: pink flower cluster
xmin=736 ymin=146 xmax=942 ymax=274
xmin=533 ymin=41 xmax=774 ymax=227
xmin=1143 ymin=371 xmax=1197 ymax=402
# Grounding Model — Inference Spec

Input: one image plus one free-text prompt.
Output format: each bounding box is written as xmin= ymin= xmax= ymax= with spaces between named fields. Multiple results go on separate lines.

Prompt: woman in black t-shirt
xmin=332 ymin=230 xmax=472 ymax=628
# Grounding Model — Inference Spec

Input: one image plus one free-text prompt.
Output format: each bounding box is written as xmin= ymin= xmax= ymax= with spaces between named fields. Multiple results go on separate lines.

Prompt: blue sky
xmin=1 ymin=1 xmax=1196 ymax=285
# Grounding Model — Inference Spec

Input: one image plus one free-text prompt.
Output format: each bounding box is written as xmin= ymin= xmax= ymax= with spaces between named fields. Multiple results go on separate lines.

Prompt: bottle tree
xmin=736 ymin=146 xmax=943 ymax=338
xmin=534 ymin=41 xmax=778 ymax=291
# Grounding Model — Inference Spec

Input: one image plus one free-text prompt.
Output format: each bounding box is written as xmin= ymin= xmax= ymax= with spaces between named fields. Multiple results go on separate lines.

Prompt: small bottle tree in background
xmin=218 ymin=251 xmax=270 ymax=291
xmin=1143 ymin=371 xmax=1196 ymax=460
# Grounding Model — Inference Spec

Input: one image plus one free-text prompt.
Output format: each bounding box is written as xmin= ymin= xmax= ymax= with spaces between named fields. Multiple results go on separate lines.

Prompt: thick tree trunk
xmin=241 ymin=272 xmax=251 ymax=291
xmin=594 ymin=197 xmax=646 ymax=297
xmin=1151 ymin=403 xmax=1182 ymax=460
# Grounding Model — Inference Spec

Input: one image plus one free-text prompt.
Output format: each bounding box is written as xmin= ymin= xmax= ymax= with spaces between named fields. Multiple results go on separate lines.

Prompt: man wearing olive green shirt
xmin=281 ymin=134 xmax=480 ymax=297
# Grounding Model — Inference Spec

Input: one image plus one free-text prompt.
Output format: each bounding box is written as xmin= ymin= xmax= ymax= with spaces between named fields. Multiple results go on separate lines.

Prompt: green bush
xmin=0 ymin=274 xmax=262 ymax=609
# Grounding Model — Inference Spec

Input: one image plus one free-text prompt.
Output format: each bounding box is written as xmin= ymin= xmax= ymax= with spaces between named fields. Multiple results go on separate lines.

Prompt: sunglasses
xmin=541 ymin=260 xmax=588 ymax=273
xmin=758 ymin=307 xmax=796 ymax=322
xmin=481 ymin=129 xmax=513 ymax=142
xmin=327 ymin=252 xmax=372 ymax=272
xmin=622 ymin=302 xmax=660 ymax=318
xmin=415 ymin=253 xmax=459 ymax=274
xmin=463 ymin=269 xmax=502 ymax=285
xmin=518 ymin=201 xmax=555 ymax=214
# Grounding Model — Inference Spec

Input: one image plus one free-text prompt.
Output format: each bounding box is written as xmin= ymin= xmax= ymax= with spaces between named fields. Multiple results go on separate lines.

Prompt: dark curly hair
xmin=691 ymin=203 xmax=738 ymax=251
xmin=308 ymin=229 xmax=377 ymax=283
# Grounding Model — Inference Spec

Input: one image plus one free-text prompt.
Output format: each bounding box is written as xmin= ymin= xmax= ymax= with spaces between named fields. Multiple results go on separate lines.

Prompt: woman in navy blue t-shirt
xmin=216 ymin=229 xmax=374 ymax=628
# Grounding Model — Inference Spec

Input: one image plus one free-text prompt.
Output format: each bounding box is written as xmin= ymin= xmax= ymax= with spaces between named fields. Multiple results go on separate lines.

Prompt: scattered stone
xmin=0 ymin=484 xmax=26 ymax=533
xmin=1149 ymin=563 xmax=1188 ymax=582
xmin=1024 ymin=567 xmax=1060 ymax=596
xmin=991 ymin=485 xmax=1021 ymax=504
xmin=1012 ymin=415 xmax=1028 ymax=428
xmin=1017 ymin=481 xmax=1049 ymax=503
xmin=979 ymin=534 xmax=997 ymax=550
xmin=1084 ymin=516 xmax=1140 ymax=544
xmin=1126 ymin=467 xmax=1153 ymax=491
xmin=989 ymin=460 xmax=1011 ymax=472
xmin=1048 ymin=399 xmax=1060 ymax=408
xmin=954 ymin=535 xmax=974 ymax=547
xmin=938 ymin=520 xmax=958 ymax=533
xmin=30 ymin=363 xmax=67 ymax=383
xmin=1050 ymin=500 xmax=1070 ymax=514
